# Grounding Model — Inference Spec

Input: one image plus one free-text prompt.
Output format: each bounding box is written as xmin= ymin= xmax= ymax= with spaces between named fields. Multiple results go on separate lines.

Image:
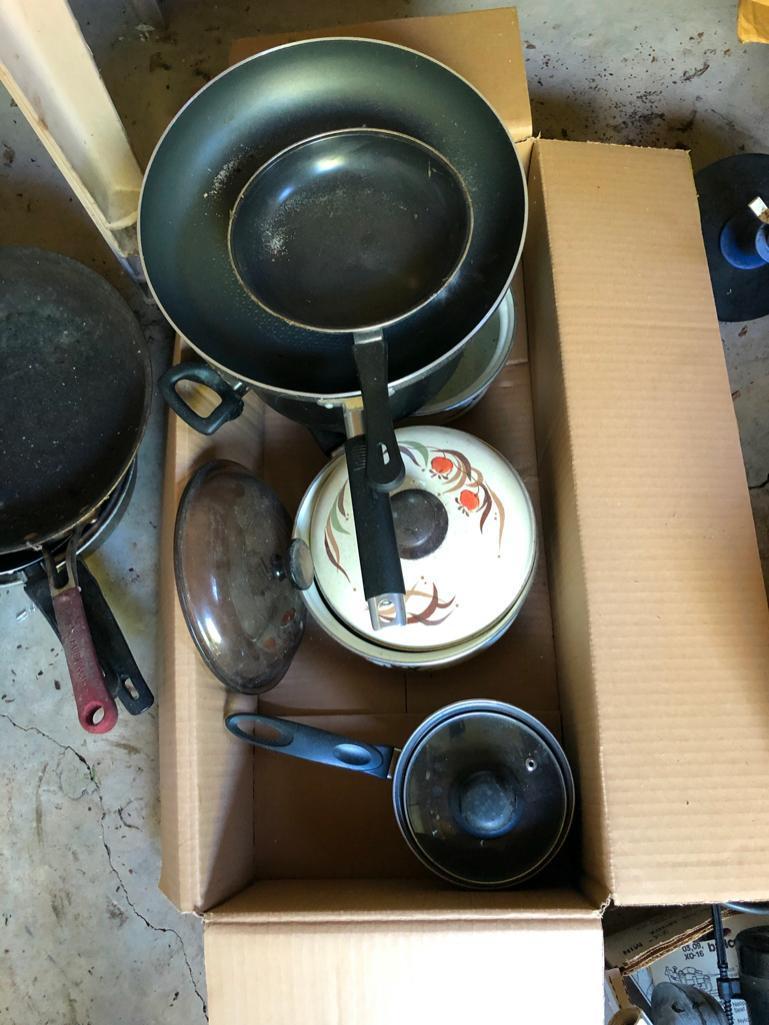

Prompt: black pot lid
xmin=174 ymin=460 xmax=307 ymax=693
xmin=394 ymin=701 xmax=575 ymax=888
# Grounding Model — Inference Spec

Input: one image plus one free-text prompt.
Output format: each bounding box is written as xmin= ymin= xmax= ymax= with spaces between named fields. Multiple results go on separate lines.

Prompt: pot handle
xmin=345 ymin=435 xmax=407 ymax=629
xmin=45 ymin=543 xmax=118 ymax=734
xmin=23 ymin=562 xmax=153 ymax=716
xmin=77 ymin=562 xmax=154 ymax=715
xmin=353 ymin=331 xmax=405 ymax=492
xmin=225 ymin=713 xmax=393 ymax=779
xmin=159 ymin=361 xmax=246 ymax=436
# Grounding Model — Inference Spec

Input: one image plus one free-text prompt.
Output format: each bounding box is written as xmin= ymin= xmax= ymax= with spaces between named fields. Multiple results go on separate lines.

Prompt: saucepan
xmin=140 ymin=37 xmax=527 ymax=630
xmin=226 ymin=700 xmax=575 ymax=889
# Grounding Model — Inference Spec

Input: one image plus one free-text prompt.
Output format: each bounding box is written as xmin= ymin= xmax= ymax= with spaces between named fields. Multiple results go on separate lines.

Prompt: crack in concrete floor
xmin=0 ymin=712 xmax=208 ymax=1021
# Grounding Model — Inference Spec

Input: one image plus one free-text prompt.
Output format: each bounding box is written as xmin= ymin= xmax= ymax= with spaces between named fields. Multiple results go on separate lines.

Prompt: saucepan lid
xmin=393 ymin=700 xmax=575 ymax=888
xmin=174 ymin=460 xmax=308 ymax=693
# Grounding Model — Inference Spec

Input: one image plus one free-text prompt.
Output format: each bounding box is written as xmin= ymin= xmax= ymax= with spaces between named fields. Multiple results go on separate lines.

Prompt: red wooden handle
xmin=52 ymin=587 xmax=119 ymax=733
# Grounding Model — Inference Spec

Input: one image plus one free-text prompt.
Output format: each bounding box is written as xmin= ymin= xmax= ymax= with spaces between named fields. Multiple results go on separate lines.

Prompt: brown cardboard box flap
xmin=204 ymin=887 xmax=603 ymax=1025
xmin=229 ymin=6 xmax=532 ymax=141
xmin=205 ymin=879 xmax=603 ymax=923
xmin=526 ymin=138 xmax=769 ymax=906
xmin=159 ymin=384 xmax=268 ymax=913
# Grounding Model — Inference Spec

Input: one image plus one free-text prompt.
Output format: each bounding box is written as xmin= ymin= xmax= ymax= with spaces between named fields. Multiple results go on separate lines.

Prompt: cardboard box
xmin=159 ymin=9 xmax=769 ymax=1023
xmin=738 ymin=0 xmax=769 ymax=42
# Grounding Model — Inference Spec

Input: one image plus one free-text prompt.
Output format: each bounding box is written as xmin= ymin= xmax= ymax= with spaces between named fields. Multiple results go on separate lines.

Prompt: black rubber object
xmin=353 ymin=335 xmax=405 ymax=492
xmin=696 ymin=153 xmax=769 ymax=321
xmin=225 ymin=712 xmax=393 ymax=778
xmin=737 ymin=927 xmax=769 ymax=1025
xmin=159 ymin=362 xmax=245 ymax=436
xmin=344 ymin=434 xmax=405 ymax=603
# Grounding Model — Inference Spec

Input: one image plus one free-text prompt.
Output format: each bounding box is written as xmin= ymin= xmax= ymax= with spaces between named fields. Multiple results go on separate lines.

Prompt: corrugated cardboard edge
xmin=158 ymin=392 xmax=198 ymax=909
xmin=159 ymin=340 xmax=266 ymax=914
xmin=229 ymin=6 xmax=533 ymax=142
xmin=204 ymin=880 xmax=603 ymax=923
xmin=604 ymin=905 xmax=726 ymax=975
xmin=204 ymin=914 xmax=604 ymax=1025
xmin=524 ymin=140 xmax=614 ymax=899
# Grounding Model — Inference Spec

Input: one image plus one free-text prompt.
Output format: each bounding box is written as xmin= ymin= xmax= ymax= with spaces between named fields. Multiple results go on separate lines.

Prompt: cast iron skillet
xmin=0 ymin=247 xmax=151 ymax=733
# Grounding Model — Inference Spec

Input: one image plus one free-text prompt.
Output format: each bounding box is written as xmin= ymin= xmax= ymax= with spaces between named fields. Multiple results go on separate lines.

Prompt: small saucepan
xmin=225 ymin=700 xmax=575 ymax=889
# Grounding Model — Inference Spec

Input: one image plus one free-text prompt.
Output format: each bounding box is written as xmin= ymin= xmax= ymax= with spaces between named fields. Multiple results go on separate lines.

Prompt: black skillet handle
xmin=23 ymin=562 xmax=153 ymax=716
xmin=353 ymin=331 xmax=405 ymax=492
xmin=77 ymin=562 xmax=154 ymax=715
xmin=225 ymin=712 xmax=394 ymax=779
xmin=345 ymin=435 xmax=406 ymax=629
xmin=159 ymin=362 xmax=246 ymax=436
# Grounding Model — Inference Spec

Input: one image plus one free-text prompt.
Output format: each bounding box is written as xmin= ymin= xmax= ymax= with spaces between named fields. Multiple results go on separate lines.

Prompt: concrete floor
xmin=1 ymin=2 xmax=767 ymax=1023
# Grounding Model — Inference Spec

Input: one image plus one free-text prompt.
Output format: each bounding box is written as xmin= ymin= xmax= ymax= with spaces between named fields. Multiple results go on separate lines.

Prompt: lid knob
xmin=391 ymin=488 xmax=449 ymax=560
xmin=451 ymin=767 xmax=518 ymax=839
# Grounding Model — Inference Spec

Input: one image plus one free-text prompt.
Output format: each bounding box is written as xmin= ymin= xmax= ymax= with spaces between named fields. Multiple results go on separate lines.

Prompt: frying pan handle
xmin=77 ymin=562 xmax=154 ymax=715
xmin=159 ymin=362 xmax=246 ymax=436
xmin=353 ymin=331 xmax=405 ymax=492
xmin=51 ymin=586 xmax=119 ymax=734
xmin=22 ymin=563 xmax=153 ymax=716
xmin=225 ymin=713 xmax=393 ymax=779
xmin=345 ymin=435 xmax=407 ymax=629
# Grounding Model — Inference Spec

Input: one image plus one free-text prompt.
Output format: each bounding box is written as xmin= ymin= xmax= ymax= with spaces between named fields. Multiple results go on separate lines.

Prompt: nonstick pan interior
xmin=228 ymin=129 xmax=472 ymax=332
xmin=140 ymin=38 xmax=526 ymax=395
xmin=0 ymin=248 xmax=151 ymax=552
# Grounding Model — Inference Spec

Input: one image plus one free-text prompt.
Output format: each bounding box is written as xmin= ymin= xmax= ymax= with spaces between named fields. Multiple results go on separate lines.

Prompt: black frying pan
xmin=228 ymin=125 xmax=473 ymax=495
xmin=140 ymin=38 xmax=526 ymax=628
xmin=140 ymin=39 xmax=525 ymax=393
xmin=0 ymin=247 xmax=151 ymax=733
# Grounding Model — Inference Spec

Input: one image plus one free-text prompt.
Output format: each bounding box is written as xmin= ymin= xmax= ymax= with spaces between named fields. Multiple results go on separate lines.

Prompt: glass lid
xmin=174 ymin=460 xmax=306 ymax=693
xmin=394 ymin=702 xmax=574 ymax=888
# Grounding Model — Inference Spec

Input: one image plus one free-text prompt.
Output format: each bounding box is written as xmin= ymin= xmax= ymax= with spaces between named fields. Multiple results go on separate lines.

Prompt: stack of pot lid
xmin=301 ymin=426 xmax=536 ymax=654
